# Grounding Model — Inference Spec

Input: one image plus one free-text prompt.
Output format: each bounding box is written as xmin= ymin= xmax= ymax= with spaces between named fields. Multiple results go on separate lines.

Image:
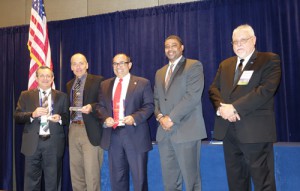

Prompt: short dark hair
xmin=113 ymin=53 xmax=131 ymax=62
xmin=36 ymin=66 xmax=54 ymax=77
xmin=165 ymin=35 xmax=184 ymax=45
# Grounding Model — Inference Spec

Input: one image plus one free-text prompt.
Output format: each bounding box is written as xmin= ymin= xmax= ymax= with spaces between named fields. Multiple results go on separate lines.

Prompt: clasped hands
xmin=158 ymin=115 xmax=174 ymax=131
xmin=218 ymin=103 xmax=240 ymax=122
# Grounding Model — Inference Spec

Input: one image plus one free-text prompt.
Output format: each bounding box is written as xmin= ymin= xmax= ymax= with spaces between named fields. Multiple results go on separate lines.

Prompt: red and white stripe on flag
xmin=27 ymin=0 xmax=55 ymax=90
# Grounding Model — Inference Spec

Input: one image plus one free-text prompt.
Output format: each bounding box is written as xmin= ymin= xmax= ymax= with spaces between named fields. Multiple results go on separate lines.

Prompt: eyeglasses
xmin=112 ymin=61 xmax=130 ymax=67
xmin=231 ymin=36 xmax=253 ymax=46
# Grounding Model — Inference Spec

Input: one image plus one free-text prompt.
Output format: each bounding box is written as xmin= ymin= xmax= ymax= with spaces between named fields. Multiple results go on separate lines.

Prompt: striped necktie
xmin=71 ymin=79 xmax=81 ymax=120
xmin=165 ymin=64 xmax=174 ymax=90
xmin=41 ymin=91 xmax=49 ymax=131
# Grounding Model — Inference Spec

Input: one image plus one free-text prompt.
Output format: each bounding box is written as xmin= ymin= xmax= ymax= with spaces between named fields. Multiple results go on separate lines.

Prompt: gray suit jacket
xmin=154 ymin=56 xmax=207 ymax=143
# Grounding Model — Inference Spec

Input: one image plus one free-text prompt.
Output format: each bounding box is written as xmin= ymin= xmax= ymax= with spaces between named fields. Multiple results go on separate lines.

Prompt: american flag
xmin=27 ymin=0 xmax=55 ymax=90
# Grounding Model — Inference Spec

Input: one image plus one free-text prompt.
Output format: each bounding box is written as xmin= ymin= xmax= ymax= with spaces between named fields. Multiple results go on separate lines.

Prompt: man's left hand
xmin=123 ymin=115 xmax=135 ymax=126
xmin=48 ymin=114 xmax=61 ymax=122
xmin=219 ymin=103 xmax=240 ymax=121
xmin=81 ymin=104 xmax=92 ymax=114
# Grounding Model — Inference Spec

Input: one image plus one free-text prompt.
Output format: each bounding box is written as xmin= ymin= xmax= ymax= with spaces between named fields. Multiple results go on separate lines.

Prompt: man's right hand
xmin=81 ymin=104 xmax=92 ymax=114
xmin=32 ymin=107 xmax=49 ymax=118
xmin=159 ymin=115 xmax=174 ymax=131
xmin=104 ymin=117 xmax=115 ymax=128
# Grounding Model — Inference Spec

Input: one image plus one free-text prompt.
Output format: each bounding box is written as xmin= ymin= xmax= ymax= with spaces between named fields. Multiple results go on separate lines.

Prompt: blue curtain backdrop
xmin=0 ymin=0 xmax=299 ymax=190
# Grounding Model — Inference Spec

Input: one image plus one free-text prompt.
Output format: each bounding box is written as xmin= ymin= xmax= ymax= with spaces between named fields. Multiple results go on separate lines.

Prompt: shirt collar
xmin=39 ymin=88 xmax=51 ymax=95
xmin=76 ymin=72 xmax=87 ymax=81
xmin=238 ymin=49 xmax=255 ymax=66
xmin=168 ymin=55 xmax=183 ymax=69
xmin=116 ymin=73 xmax=130 ymax=82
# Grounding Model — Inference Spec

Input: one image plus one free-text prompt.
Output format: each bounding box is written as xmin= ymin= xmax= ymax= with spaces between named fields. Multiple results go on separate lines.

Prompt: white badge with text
xmin=238 ymin=70 xmax=254 ymax=85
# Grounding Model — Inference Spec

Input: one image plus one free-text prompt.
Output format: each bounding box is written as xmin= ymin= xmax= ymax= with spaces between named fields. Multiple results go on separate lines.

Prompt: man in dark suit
xmin=154 ymin=35 xmax=207 ymax=191
xmin=85 ymin=53 xmax=154 ymax=191
xmin=66 ymin=53 xmax=104 ymax=191
xmin=15 ymin=66 xmax=69 ymax=191
xmin=209 ymin=24 xmax=281 ymax=191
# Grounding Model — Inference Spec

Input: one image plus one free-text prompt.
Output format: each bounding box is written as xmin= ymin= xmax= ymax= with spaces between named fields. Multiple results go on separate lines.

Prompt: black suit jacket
xmin=209 ymin=51 xmax=281 ymax=143
xmin=14 ymin=89 xmax=69 ymax=156
xmin=94 ymin=75 xmax=154 ymax=153
xmin=66 ymin=74 xmax=104 ymax=146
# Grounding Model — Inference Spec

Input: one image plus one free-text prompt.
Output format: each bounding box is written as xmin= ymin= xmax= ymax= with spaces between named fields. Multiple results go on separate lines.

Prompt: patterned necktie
xmin=42 ymin=91 xmax=48 ymax=108
xmin=71 ymin=79 xmax=81 ymax=120
xmin=113 ymin=78 xmax=123 ymax=129
xmin=233 ymin=59 xmax=244 ymax=85
xmin=165 ymin=64 xmax=174 ymax=90
xmin=42 ymin=91 xmax=49 ymax=131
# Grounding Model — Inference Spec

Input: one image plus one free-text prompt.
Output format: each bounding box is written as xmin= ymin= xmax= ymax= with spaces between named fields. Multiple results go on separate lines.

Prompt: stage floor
xmin=100 ymin=141 xmax=300 ymax=191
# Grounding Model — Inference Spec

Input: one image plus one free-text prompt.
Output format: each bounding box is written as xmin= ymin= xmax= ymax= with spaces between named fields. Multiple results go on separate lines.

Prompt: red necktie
xmin=113 ymin=78 xmax=123 ymax=129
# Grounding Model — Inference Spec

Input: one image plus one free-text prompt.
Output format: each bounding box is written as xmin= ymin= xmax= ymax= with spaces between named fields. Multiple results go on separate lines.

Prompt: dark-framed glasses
xmin=112 ymin=61 xmax=130 ymax=67
xmin=231 ymin=36 xmax=253 ymax=46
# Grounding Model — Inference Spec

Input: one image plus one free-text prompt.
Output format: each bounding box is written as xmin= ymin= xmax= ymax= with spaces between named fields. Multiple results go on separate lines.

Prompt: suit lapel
xmin=229 ymin=57 xmax=237 ymax=87
xmin=33 ymin=89 xmax=40 ymax=108
xmin=230 ymin=57 xmax=239 ymax=88
xmin=125 ymin=75 xmax=138 ymax=108
xmin=107 ymin=78 xmax=115 ymax=113
xmin=51 ymin=89 xmax=56 ymax=113
xmin=83 ymin=74 xmax=92 ymax=104
xmin=243 ymin=50 xmax=257 ymax=71
xmin=161 ymin=65 xmax=168 ymax=90
xmin=165 ymin=56 xmax=186 ymax=92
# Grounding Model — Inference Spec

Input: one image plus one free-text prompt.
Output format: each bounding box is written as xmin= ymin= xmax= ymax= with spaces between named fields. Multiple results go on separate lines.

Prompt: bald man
xmin=66 ymin=53 xmax=104 ymax=191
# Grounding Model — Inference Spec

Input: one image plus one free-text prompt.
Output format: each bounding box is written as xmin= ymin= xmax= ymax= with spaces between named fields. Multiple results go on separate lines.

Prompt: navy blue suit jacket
xmin=94 ymin=75 xmax=154 ymax=153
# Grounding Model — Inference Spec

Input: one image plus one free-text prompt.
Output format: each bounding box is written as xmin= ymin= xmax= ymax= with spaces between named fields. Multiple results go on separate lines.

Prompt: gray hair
xmin=233 ymin=24 xmax=255 ymax=38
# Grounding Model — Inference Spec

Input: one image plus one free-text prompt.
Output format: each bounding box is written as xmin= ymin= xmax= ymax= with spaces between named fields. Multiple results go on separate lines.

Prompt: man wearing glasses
xmin=84 ymin=53 xmax=154 ymax=191
xmin=209 ymin=24 xmax=281 ymax=191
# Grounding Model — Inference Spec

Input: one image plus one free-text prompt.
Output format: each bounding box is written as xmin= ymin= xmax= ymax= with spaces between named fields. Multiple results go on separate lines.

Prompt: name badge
xmin=238 ymin=70 xmax=254 ymax=85
xmin=40 ymin=115 xmax=48 ymax=126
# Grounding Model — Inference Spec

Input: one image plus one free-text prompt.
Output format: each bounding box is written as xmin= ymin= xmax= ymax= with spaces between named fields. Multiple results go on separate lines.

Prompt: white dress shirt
xmin=112 ymin=73 xmax=130 ymax=126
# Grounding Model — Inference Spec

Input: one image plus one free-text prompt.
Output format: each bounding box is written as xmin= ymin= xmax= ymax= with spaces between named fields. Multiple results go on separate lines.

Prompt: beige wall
xmin=0 ymin=0 xmax=198 ymax=28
